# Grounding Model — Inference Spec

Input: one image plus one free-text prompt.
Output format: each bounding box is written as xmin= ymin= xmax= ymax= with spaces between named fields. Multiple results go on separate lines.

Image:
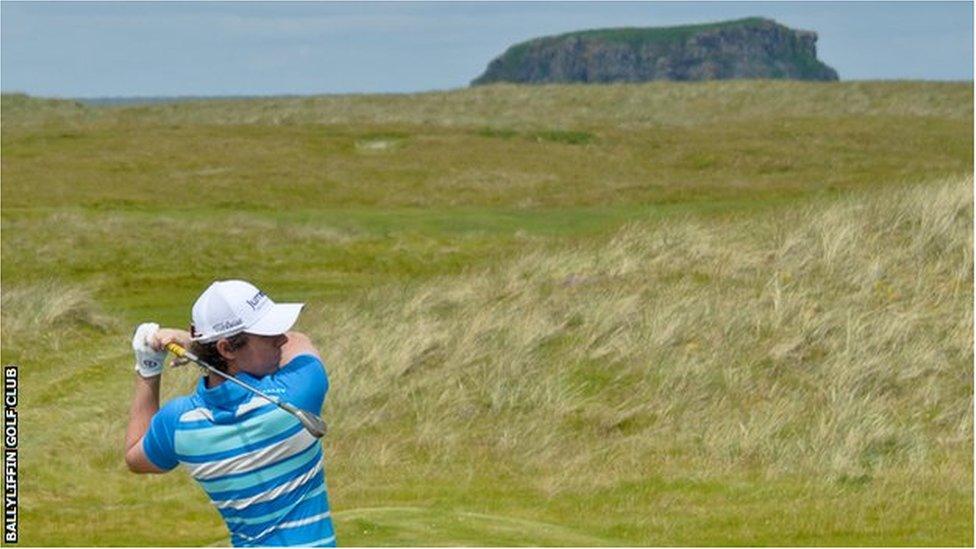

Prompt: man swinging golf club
xmin=124 ymin=279 xmax=337 ymax=547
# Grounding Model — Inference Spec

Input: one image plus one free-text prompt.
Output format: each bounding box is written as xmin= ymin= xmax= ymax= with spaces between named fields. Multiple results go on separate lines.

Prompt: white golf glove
xmin=132 ymin=322 xmax=167 ymax=378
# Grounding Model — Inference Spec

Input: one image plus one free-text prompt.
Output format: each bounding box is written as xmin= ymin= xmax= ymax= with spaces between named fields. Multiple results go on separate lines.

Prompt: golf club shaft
xmin=165 ymin=342 xmax=327 ymax=437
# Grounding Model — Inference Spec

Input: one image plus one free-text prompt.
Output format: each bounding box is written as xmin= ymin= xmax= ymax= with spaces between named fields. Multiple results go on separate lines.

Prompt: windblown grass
xmin=1 ymin=281 xmax=117 ymax=356
xmin=318 ymin=176 xmax=972 ymax=486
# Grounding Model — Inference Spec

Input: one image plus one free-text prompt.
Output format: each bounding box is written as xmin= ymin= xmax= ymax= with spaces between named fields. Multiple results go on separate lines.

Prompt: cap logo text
xmin=246 ymin=291 xmax=266 ymax=310
xmin=213 ymin=319 xmax=244 ymax=332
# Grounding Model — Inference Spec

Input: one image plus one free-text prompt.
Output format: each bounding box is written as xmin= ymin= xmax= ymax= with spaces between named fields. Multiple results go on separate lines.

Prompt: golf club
xmin=165 ymin=342 xmax=328 ymax=438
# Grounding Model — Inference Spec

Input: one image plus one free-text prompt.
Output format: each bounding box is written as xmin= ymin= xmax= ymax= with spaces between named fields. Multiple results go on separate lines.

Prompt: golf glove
xmin=132 ymin=322 xmax=167 ymax=378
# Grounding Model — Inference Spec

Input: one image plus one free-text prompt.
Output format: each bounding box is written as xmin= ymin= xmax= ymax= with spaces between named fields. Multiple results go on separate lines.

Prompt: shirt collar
xmin=194 ymin=372 xmax=261 ymax=409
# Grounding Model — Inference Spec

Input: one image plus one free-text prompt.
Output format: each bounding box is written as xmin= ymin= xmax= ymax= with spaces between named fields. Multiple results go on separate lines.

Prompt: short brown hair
xmin=189 ymin=332 xmax=250 ymax=372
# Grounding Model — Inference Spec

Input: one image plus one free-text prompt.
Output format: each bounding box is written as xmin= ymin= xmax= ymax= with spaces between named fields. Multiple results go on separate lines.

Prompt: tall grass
xmin=317 ymin=176 xmax=972 ymax=494
xmin=1 ymin=281 xmax=117 ymax=354
xmin=7 ymin=177 xmax=968 ymax=545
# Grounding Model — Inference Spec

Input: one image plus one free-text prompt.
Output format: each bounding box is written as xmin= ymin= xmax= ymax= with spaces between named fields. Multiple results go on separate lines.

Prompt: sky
xmin=1 ymin=1 xmax=972 ymax=98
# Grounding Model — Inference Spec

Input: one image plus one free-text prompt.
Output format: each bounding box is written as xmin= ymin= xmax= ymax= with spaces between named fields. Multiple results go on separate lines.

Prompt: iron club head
xmin=283 ymin=404 xmax=328 ymax=438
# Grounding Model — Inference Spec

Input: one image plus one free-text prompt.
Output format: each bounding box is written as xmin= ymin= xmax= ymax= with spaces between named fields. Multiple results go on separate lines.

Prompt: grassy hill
xmin=1 ymin=82 xmax=972 ymax=545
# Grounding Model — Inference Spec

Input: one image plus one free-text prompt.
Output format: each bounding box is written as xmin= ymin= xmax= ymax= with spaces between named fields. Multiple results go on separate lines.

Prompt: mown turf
xmin=1 ymin=82 xmax=972 ymax=546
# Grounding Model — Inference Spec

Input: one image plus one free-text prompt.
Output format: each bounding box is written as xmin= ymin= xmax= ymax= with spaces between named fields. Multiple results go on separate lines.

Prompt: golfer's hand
xmin=149 ymin=328 xmax=193 ymax=367
xmin=132 ymin=323 xmax=167 ymax=378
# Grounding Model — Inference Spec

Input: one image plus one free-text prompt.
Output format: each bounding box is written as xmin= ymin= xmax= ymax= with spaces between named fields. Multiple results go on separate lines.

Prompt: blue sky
xmin=1 ymin=1 xmax=972 ymax=98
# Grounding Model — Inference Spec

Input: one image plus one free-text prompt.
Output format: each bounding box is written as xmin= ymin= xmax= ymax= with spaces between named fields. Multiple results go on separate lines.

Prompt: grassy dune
xmin=314 ymin=177 xmax=973 ymax=546
xmin=1 ymin=82 xmax=972 ymax=545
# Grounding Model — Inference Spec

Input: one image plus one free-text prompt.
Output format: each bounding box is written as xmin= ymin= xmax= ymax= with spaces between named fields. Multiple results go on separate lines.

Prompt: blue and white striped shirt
xmin=143 ymin=354 xmax=336 ymax=547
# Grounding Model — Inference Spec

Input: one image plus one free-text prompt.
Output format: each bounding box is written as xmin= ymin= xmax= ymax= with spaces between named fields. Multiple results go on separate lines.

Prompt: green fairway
xmin=1 ymin=82 xmax=972 ymax=546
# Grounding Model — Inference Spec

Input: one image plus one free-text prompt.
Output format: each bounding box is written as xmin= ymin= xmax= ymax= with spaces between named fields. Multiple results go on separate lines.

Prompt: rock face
xmin=471 ymin=17 xmax=838 ymax=85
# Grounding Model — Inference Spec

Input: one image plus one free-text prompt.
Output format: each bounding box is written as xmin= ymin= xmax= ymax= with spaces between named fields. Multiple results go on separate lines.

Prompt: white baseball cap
xmin=190 ymin=280 xmax=304 ymax=343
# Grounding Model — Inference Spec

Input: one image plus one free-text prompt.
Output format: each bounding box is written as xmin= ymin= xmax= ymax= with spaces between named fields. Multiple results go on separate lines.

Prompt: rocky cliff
xmin=471 ymin=17 xmax=838 ymax=85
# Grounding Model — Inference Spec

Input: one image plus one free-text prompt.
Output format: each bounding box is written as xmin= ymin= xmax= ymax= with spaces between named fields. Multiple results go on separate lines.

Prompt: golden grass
xmin=5 ymin=176 xmax=970 ymax=545
xmin=1 ymin=280 xmax=117 ymax=353
xmin=317 ymin=176 xmax=972 ymax=494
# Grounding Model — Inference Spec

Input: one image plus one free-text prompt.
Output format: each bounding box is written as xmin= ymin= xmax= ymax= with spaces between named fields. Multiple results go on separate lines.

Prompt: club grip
xmin=166 ymin=342 xmax=188 ymax=357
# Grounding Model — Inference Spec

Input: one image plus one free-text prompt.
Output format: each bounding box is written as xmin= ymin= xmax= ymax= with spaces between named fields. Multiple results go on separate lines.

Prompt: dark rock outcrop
xmin=471 ymin=17 xmax=839 ymax=85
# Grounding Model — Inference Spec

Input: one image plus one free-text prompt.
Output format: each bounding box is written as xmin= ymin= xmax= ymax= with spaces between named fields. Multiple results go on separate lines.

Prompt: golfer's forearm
xmin=125 ymin=375 xmax=160 ymax=452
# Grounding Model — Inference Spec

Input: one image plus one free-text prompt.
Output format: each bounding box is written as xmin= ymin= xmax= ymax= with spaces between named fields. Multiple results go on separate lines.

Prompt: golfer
xmin=124 ymin=279 xmax=337 ymax=547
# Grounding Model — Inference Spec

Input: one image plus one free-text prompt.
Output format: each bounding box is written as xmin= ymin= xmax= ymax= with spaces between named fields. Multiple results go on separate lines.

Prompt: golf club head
xmin=277 ymin=400 xmax=327 ymax=438
xmin=295 ymin=409 xmax=328 ymax=438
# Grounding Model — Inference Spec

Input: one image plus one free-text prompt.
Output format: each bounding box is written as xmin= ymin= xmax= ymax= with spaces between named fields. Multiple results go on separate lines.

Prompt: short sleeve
xmin=142 ymin=400 xmax=182 ymax=471
xmin=271 ymin=354 xmax=329 ymax=416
